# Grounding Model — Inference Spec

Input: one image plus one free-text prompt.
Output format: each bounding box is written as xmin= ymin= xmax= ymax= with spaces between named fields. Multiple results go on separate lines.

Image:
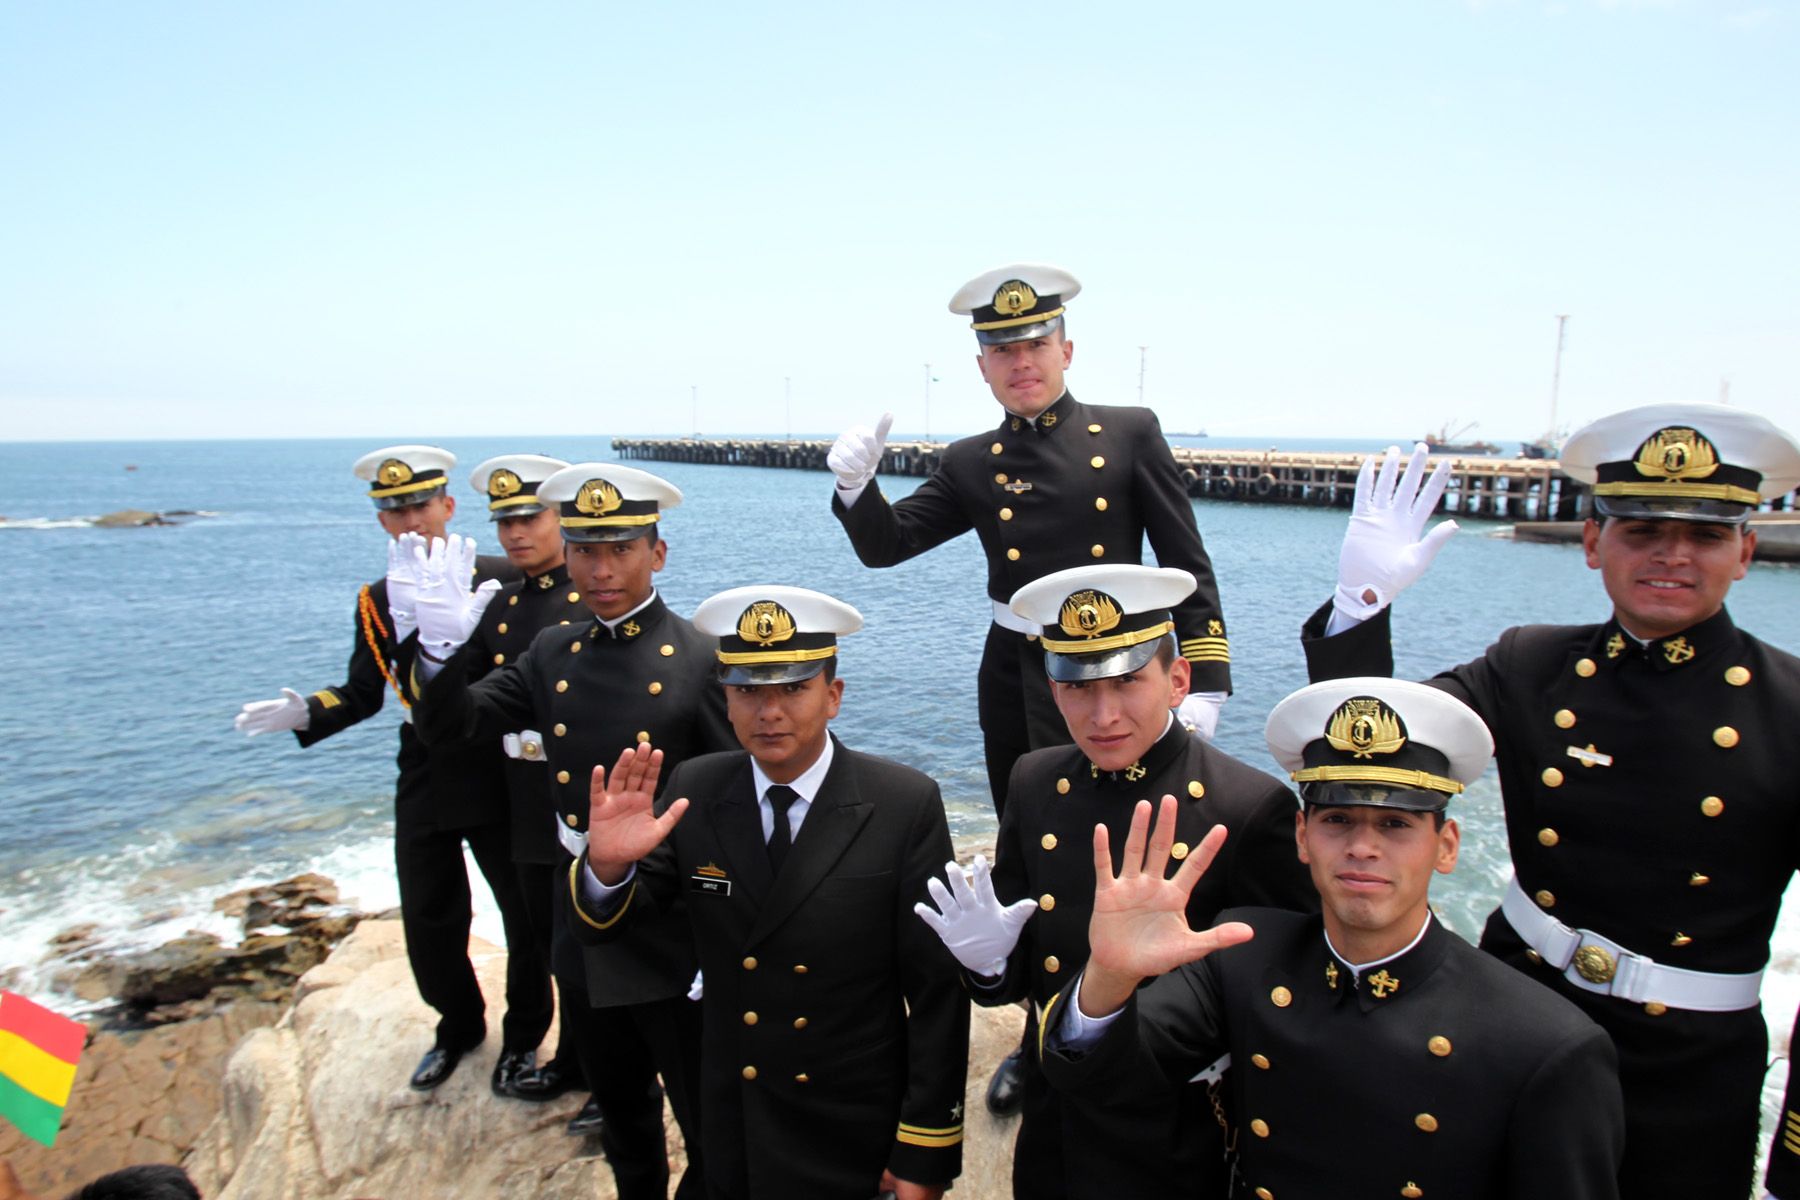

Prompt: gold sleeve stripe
xmin=895 ymin=1126 xmax=964 ymax=1148
xmin=1035 ymin=990 xmax=1065 ymax=1061
xmin=312 ymin=690 xmax=342 ymax=710
xmin=567 ymin=858 xmax=635 ymax=931
xmin=407 ymin=663 xmax=424 ymax=702
xmin=898 ymin=1122 xmax=963 ymax=1136
xmin=1184 ymin=652 xmax=1233 ymax=663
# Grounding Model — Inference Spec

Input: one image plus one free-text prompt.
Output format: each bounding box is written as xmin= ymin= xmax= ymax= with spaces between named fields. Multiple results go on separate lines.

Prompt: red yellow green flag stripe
xmin=0 ymin=990 xmax=87 ymax=1147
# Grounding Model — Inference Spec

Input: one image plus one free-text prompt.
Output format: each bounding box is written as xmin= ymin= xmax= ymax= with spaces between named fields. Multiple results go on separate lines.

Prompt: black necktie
xmin=766 ymin=785 xmax=799 ymax=874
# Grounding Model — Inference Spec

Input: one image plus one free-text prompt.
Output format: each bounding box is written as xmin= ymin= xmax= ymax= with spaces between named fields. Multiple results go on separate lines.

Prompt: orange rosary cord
xmin=357 ymin=585 xmax=411 ymax=708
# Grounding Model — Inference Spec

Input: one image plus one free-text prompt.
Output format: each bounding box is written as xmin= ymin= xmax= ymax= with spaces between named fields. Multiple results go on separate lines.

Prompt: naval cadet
xmin=1044 ymin=677 xmax=1626 ymax=1200
xmin=917 ymin=564 xmax=1312 ymax=1200
xmin=571 ymin=586 xmax=969 ymax=1200
xmin=830 ymin=262 xmax=1232 ymax=1113
xmin=1300 ymin=404 xmax=1800 ymax=1199
xmin=410 ymin=462 xmax=732 ymax=1200
xmin=233 ymin=445 xmax=543 ymax=1093
xmin=457 ymin=455 xmax=594 ymax=1103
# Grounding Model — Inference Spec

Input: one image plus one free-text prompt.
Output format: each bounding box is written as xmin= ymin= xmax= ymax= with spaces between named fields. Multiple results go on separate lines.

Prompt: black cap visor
xmin=1593 ymin=494 xmax=1751 ymax=525
xmin=1043 ymin=635 xmax=1163 ymax=683
xmin=1301 ymin=781 xmax=1449 ymax=814
xmin=715 ymin=658 xmax=830 ymax=687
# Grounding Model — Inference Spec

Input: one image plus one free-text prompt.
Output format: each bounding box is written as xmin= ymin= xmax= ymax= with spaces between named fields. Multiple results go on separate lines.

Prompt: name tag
xmin=690 ymin=875 xmax=732 ymax=896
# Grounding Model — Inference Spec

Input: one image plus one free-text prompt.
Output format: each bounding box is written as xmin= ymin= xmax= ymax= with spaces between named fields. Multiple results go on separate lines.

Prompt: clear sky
xmin=3 ymin=1 xmax=1795 ymax=444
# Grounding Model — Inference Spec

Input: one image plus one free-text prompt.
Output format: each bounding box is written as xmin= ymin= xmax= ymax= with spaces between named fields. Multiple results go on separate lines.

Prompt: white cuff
xmin=1055 ymin=972 xmax=1125 ymax=1050
xmin=1326 ymin=585 xmax=1381 ymax=636
xmin=578 ymin=859 xmax=637 ymax=905
xmin=835 ymin=480 xmax=869 ymax=508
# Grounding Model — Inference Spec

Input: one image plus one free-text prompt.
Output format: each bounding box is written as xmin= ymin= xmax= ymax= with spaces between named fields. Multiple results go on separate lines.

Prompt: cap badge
xmin=488 ymin=469 xmax=523 ymax=499
xmin=737 ymin=601 xmax=796 ymax=647
xmin=1058 ymin=590 xmax=1122 ymax=639
xmin=992 ymin=280 xmax=1038 ymax=316
xmin=1325 ymin=697 xmax=1406 ymax=760
xmin=1633 ymin=427 xmax=1719 ymax=482
xmin=575 ymin=479 xmax=623 ymax=517
xmin=377 ymin=458 xmax=414 ymax=487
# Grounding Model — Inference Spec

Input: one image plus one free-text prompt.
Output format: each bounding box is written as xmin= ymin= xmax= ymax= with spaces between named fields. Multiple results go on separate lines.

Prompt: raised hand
xmin=1080 ymin=797 xmax=1253 ymax=1016
xmin=585 ymin=742 xmax=686 ymax=885
xmin=235 ymin=687 xmax=310 ymax=736
xmin=1335 ymin=442 xmax=1458 ymax=622
xmin=915 ymin=854 xmax=1038 ymax=976
xmin=826 ymin=412 xmax=895 ymax=493
xmin=386 ymin=532 xmax=426 ymax=643
xmin=412 ymin=534 xmax=501 ymax=656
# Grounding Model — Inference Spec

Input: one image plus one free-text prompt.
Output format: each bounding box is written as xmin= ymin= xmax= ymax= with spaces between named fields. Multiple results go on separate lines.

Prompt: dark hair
xmin=66 ymin=1165 xmax=201 ymax=1200
xmin=1151 ymin=635 xmax=1176 ymax=670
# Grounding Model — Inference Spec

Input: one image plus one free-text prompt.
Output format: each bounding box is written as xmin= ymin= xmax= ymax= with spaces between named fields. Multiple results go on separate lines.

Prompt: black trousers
xmin=394 ymin=815 xmax=550 ymax=1053
xmin=515 ymin=858 xmax=580 ymax=1069
xmin=977 ymin=623 xmax=1074 ymax=815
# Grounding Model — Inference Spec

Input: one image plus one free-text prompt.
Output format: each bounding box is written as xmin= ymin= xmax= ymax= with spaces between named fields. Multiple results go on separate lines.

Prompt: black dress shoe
xmin=509 ymin=1057 xmax=582 ymax=1102
xmin=985 ymin=1049 xmax=1026 ymax=1117
xmin=409 ymin=1045 xmax=466 ymax=1091
xmin=564 ymin=1096 xmax=605 ymax=1136
xmin=491 ymin=1049 xmax=537 ymax=1098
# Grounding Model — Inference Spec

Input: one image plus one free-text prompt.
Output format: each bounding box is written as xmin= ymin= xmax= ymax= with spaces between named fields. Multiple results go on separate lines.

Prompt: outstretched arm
xmin=585 ymin=742 xmax=687 ymax=885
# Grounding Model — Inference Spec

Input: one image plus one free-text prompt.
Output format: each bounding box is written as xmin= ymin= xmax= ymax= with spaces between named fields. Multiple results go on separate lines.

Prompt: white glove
xmin=1177 ymin=691 xmax=1226 ymax=741
xmin=412 ymin=534 xmax=501 ymax=659
xmin=1334 ymin=443 xmax=1458 ymax=624
xmin=235 ymin=687 xmax=311 ymax=737
xmin=686 ymin=969 xmax=704 ymax=1002
xmin=827 ymin=412 xmax=894 ymax=500
xmin=914 ymin=855 xmax=1037 ymax=977
xmin=386 ymin=532 xmax=426 ymax=644
xmin=501 ymin=730 xmax=546 ymax=761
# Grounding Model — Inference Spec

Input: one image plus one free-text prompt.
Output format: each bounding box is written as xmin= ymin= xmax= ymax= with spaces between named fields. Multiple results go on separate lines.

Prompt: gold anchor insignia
xmin=1059 ymin=590 xmax=1123 ymax=639
xmin=1633 ymin=426 xmax=1719 ymax=481
xmin=1090 ymin=763 xmax=1101 ymax=779
xmin=737 ymin=601 xmax=796 ymax=646
xmin=537 ymin=574 xmax=556 ymax=589
xmin=1367 ymin=969 xmax=1400 ymax=999
xmin=1325 ymin=961 xmax=1339 ymax=990
xmin=376 ymin=458 xmax=414 ymax=486
xmin=1124 ymin=762 xmax=1147 ymax=782
xmin=1605 ymin=632 xmax=1625 ymax=659
xmin=575 ymin=478 xmax=623 ymax=516
xmin=1010 ymin=418 xmax=1022 ymax=431
xmin=488 ymin=468 xmax=523 ymax=499
xmin=1663 ymin=636 xmax=1696 ymax=665
xmin=1208 ymin=619 xmax=1223 ymax=636
xmin=1325 ymin=698 xmax=1406 ymax=759
xmin=992 ymin=279 xmax=1038 ymax=316
xmin=621 ymin=620 xmax=641 ymax=638
xmin=1041 ymin=411 xmax=1058 ymax=428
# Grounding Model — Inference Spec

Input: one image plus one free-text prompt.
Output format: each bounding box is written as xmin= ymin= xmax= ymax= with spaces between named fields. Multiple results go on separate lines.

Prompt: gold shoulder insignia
xmin=1324 ymin=698 xmax=1406 ymax=759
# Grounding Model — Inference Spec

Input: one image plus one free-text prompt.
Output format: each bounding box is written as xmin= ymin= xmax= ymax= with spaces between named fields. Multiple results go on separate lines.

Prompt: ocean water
xmin=3 ymin=434 xmax=1799 ymax=1045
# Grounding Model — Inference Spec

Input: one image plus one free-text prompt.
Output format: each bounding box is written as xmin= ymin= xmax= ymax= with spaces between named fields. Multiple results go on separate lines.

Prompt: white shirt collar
xmin=1323 ymin=911 xmax=1433 ymax=982
xmin=750 ymin=733 xmax=836 ymax=805
xmin=597 ymin=588 xmax=658 ymax=632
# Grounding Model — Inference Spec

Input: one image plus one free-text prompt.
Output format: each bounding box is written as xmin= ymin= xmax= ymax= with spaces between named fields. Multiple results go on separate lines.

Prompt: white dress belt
xmin=556 ymin=821 xmax=588 ymax=860
xmin=1500 ymin=877 xmax=1762 ymax=1012
xmin=991 ymin=599 xmax=1039 ymax=636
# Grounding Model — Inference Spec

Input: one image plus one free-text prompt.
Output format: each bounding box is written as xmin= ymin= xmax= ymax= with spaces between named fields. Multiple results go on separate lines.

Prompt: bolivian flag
xmin=0 ymin=990 xmax=87 ymax=1146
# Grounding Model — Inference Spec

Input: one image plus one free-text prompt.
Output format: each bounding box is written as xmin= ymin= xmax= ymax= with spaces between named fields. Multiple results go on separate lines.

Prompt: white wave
xmin=0 ymin=517 xmax=98 ymax=530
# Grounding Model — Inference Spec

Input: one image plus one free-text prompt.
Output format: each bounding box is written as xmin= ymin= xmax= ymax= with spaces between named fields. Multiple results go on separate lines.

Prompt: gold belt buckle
xmin=1572 ymin=943 xmax=1618 ymax=984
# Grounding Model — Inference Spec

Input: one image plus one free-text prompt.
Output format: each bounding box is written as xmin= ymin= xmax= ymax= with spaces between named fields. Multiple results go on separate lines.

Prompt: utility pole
xmin=1548 ymin=315 xmax=1568 ymax=439
xmin=1137 ymin=346 xmax=1148 ymax=405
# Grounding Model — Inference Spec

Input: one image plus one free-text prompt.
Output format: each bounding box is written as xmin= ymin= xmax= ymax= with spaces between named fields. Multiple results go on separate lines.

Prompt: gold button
xmin=1726 ymin=665 xmax=1751 ymax=686
xmin=564 ymin=813 xmax=578 ymax=827
xmin=741 ymin=1066 xmax=757 ymax=1080
xmin=1402 ymin=1187 xmax=1423 ymax=1199
xmin=553 ymin=723 xmax=567 ymax=736
xmin=567 ymin=591 xmax=580 ymax=603
xmin=1690 ymin=872 xmax=1710 ymax=887
xmin=1671 ymin=933 xmax=1693 ymax=947
xmin=1713 ymin=726 xmax=1739 ymax=748
xmin=648 ymin=682 xmax=664 ymax=697
xmin=743 ymin=957 xmax=757 ymax=970
xmin=1094 ymin=497 xmax=1108 ymax=512
xmin=1044 ymin=955 xmax=1061 ymax=973
xmin=1251 ymin=1053 xmax=1270 ymax=1069
xmin=1541 ymin=768 xmax=1563 ymax=787
xmin=793 ymin=1017 xmax=808 ymax=1029
xmin=742 ymin=1011 xmax=758 ymax=1025
xmin=497 ymin=622 xmax=509 ymax=635
xmin=570 ymin=640 xmax=582 ymax=654
xmin=660 ymin=644 xmax=675 ymax=657
xmin=995 ymin=472 xmax=1008 ymax=484
xmin=1171 ymin=842 xmax=1190 ymax=860
xmin=1255 ymin=1190 xmax=1273 ymax=1200
xmin=1090 ymin=544 xmax=1105 ymax=558
xmin=637 ymin=730 xmax=650 ymax=743
xmin=557 ymin=771 xmax=571 ymax=784
xmin=1250 ymin=1118 xmax=1270 ymax=1138
xmin=556 ymin=680 xmax=569 ymax=693
xmin=1525 ymin=949 xmax=1543 ymax=964
xmin=1701 ymin=796 xmax=1724 ymax=817
xmin=1415 ymin=1113 xmax=1438 ymax=1133
xmin=1534 ymin=889 xmax=1556 ymax=908
xmin=487 ymin=652 xmax=503 ymax=666
xmin=1537 ymin=828 xmax=1559 ymax=847
xmin=1007 ymin=548 xmax=1021 ymax=561
xmin=1270 ymin=986 xmax=1292 ymax=1008
xmin=1575 ymin=657 xmax=1597 ymax=677
xmin=991 ymin=442 xmax=1004 ymax=455
xmin=1645 ymin=1002 xmax=1668 ymax=1016
xmin=793 ymin=963 xmax=808 ymax=974
xmin=1188 ymin=781 xmax=1206 ymax=799
xmin=999 ymin=507 xmax=1013 ymax=521
xmin=1553 ymin=709 xmax=1575 ymax=729
xmin=560 ymin=620 xmax=571 ymax=625
xmin=1090 ymin=455 xmax=1105 ymax=469
xmin=1428 ymin=1036 xmax=1451 ymax=1057
xmin=1039 ymin=894 xmax=1055 ymax=911
xmin=1042 ymin=834 xmax=1058 ymax=850
xmin=794 ymin=1073 xmax=809 ymax=1083
xmin=508 ymin=595 xmax=519 ymax=606
xmin=1056 ymin=778 xmax=1070 ymax=794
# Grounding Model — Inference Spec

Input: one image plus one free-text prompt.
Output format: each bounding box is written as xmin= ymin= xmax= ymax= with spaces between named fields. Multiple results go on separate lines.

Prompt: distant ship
xmin=1168 ymin=428 xmax=1209 ymax=438
xmin=1423 ymin=421 xmax=1501 ymax=456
